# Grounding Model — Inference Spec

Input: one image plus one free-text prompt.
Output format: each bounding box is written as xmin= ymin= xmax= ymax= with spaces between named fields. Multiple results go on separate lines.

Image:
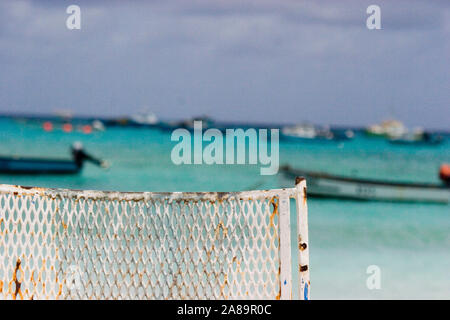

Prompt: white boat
xmin=92 ymin=120 xmax=105 ymax=131
xmin=281 ymin=123 xmax=355 ymax=142
xmin=365 ymin=120 xmax=408 ymax=138
xmin=281 ymin=165 xmax=450 ymax=204
xmin=130 ymin=110 xmax=158 ymax=125
xmin=281 ymin=124 xmax=318 ymax=139
xmin=388 ymin=131 xmax=444 ymax=146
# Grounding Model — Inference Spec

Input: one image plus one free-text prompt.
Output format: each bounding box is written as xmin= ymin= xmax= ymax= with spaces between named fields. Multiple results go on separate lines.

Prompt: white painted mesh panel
xmin=0 ymin=185 xmax=305 ymax=300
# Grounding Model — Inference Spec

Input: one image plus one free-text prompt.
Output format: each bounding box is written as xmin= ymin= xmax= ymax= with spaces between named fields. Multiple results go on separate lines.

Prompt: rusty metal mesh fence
xmin=0 ymin=183 xmax=309 ymax=300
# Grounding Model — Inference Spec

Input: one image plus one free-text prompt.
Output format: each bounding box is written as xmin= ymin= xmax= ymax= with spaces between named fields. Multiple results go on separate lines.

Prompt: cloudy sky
xmin=0 ymin=0 xmax=448 ymax=129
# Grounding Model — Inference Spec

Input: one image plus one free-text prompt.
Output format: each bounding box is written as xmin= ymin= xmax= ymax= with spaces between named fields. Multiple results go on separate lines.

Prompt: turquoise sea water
xmin=1 ymin=118 xmax=449 ymax=299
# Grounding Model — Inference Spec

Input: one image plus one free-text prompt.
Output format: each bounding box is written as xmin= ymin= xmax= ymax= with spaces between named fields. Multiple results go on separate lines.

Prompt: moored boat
xmin=130 ymin=110 xmax=159 ymax=126
xmin=365 ymin=119 xmax=407 ymax=138
xmin=153 ymin=116 xmax=216 ymax=132
xmin=281 ymin=165 xmax=450 ymax=204
xmin=281 ymin=124 xmax=354 ymax=142
xmin=388 ymin=131 xmax=444 ymax=146
xmin=0 ymin=143 xmax=107 ymax=175
xmin=179 ymin=115 xmax=215 ymax=131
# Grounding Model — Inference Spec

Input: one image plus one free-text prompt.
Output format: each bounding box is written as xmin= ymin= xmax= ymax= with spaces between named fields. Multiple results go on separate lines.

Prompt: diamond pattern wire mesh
xmin=0 ymin=184 xmax=307 ymax=300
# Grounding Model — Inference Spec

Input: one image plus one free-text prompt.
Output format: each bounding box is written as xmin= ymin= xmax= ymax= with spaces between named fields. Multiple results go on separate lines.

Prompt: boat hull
xmin=282 ymin=167 xmax=449 ymax=204
xmin=0 ymin=157 xmax=80 ymax=174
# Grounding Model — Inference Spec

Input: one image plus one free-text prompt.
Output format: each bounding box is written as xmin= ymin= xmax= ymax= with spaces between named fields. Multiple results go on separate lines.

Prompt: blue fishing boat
xmin=0 ymin=142 xmax=106 ymax=175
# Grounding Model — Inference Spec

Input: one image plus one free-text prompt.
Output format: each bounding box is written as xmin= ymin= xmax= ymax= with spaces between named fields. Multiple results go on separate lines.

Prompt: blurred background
xmin=0 ymin=0 xmax=449 ymax=299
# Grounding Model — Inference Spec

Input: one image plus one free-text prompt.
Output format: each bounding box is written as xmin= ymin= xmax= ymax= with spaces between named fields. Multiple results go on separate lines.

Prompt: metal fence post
xmin=295 ymin=178 xmax=310 ymax=300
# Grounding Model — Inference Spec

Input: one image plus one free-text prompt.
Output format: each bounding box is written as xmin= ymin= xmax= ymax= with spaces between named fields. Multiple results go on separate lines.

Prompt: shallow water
xmin=0 ymin=118 xmax=449 ymax=299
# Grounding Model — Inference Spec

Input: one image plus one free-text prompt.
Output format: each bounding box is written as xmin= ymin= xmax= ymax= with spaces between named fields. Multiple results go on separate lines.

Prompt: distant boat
xmin=281 ymin=124 xmax=317 ymax=140
xmin=0 ymin=143 xmax=107 ymax=175
xmin=92 ymin=120 xmax=105 ymax=131
xmin=281 ymin=124 xmax=354 ymax=142
xmin=365 ymin=120 xmax=407 ymax=138
xmin=281 ymin=165 xmax=450 ymax=204
xmin=388 ymin=131 xmax=444 ymax=146
xmin=152 ymin=116 xmax=216 ymax=133
xmin=177 ymin=116 xmax=215 ymax=131
xmin=130 ymin=111 xmax=159 ymax=126
xmin=330 ymin=128 xmax=355 ymax=140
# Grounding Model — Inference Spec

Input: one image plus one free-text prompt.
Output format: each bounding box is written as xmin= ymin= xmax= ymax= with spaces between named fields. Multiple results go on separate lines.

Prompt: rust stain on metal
xmin=269 ymin=197 xmax=278 ymax=228
xmin=30 ymin=268 xmax=36 ymax=290
xmin=299 ymin=243 xmax=307 ymax=251
xmin=0 ymin=280 xmax=3 ymax=294
xmin=295 ymin=176 xmax=305 ymax=185
xmin=56 ymin=281 xmax=62 ymax=299
xmin=38 ymin=259 xmax=46 ymax=284
xmin=303 ymin=187 xmax=307 ymax=205
xmin=232 ymin=256 xmax=242 ymax=275
xmin=299 ymin=265 xmax=308 ymax=272
xmin=216 ymin=192 xmax=228 ymax=201
xmin=206 ymin=244 xmax=215 ymax=259
xmin=214 ymin=221 xmax=228 ymax=238
xmin=9 ymin=259 xmax=23 ymax=300
xmin=275 ymin=262 xmax=281 ymax=300
xmin=19 ymin=185 xmax=34 ymax=190
xmin=219 ymin=274 xmax=228 ymax=299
